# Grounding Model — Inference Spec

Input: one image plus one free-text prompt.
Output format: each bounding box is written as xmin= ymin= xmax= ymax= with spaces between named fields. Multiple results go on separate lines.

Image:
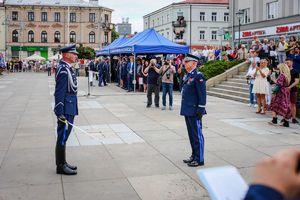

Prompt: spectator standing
xmin=277 ymin=36 xmax=288 ymax=64
xmin=0 ymin=53 xmax=5 ymax=75
xmin=202 ymin=46 xmax=209 ymax=63
xmin=290 ymin=46 xmax=300 ymax=73
xmin=141 ymin=60 xmax=149 ymax=93
xmin=252 ymin=59 xmax=270 ymax=114
xmin=74 ymin=60 xmax=80 ymax=77
xmin=177 ymin=62 xmax=187 ymax=92
xmin=144 ymin=59 xmax=161 ymax=108
xmin=286 ymin=58 xmax=299 ymax=124
xmin=46 ymin=60 xmax=51 ymax=76
xmin=269 ymin=63 xmax=291 ymax=127
xmin=121 ymin=57 xmax=128 ymax=90
xmin=286 ymin=36 xmax=297 ymax=57
xmin=136 ymin=59 xmax=143 ymax=92
xmin=261 ymin=39 xmax=270 ymax=59
xmin=237 ymin=44 xmax=248 ymax=60
xmin=269 ymin=39 xmax=277 ymax=69
xmin=160 ymin=60 xmax=176 ymax=110
xmin=246 ymin=62 xmax=257 ymax=107
xmin=127 ymin=56 xmax=135 ymax=92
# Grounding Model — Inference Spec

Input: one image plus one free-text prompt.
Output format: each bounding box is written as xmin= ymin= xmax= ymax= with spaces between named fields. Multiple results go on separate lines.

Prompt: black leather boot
xmin=269 ymin=117 xmax=277 ymax=125
xmin=282 ymin=119 xmax=289 ymax=127
xmin=56 ymin=145 xmax=77 ymax=175
xmin=63 ymin=146 xmax=77 ymax=170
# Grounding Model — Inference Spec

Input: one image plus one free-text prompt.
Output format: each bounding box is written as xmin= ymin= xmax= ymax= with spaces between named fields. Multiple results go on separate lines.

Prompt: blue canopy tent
xmin=96 ymin=36 xmax=129 ymax=57
xmin=110 ymin=28 xmax=189 ymax=55
xmin=110 ymin=28 xmax=189 ymax=92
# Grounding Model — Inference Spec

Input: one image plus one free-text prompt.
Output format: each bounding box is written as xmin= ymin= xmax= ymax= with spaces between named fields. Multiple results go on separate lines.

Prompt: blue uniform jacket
xmin=54 ymin=60 xmax=78 ymax=117
xmin=127 ymin=62 xmax=134 ymax=75
xmin=244 ymin=185 xmax=284 ymax=200
xmin=180 ymin=68 xmax=206 ymax=116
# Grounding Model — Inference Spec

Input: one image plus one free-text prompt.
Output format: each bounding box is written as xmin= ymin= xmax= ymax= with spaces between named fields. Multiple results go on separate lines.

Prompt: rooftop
xmin=5 ymin=0 xmax=113 ymax=10
xmin=176 ymin=0 xmax=229 ymax=4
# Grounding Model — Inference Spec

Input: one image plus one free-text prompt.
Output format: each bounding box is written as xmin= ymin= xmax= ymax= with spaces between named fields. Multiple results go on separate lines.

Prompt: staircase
xmin=207 ymin=71 xmax=250 ymax=103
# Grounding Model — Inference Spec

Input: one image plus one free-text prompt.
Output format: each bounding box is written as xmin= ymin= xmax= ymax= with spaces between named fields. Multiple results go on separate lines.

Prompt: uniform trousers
xmin=56 ymin=115 xmax=75 ymax=147
xmin=184 ymin=116 xmax=204 ymax=162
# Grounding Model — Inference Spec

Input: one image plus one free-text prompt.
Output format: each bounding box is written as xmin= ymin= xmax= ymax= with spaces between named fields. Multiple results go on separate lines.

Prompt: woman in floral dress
xmin=269 ymin=63 xmax=291 ymax=127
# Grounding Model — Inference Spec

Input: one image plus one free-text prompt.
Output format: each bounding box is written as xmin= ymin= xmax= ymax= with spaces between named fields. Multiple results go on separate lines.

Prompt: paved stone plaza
xmin=0 ymin=72 xmax=299 ymax=200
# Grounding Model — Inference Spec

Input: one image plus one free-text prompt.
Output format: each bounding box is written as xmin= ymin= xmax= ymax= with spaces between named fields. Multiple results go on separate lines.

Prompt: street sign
xmin=225 ymin=32 xmax=231 ymax=40
xmin=217 ymin=28 xmax=224 ymax=36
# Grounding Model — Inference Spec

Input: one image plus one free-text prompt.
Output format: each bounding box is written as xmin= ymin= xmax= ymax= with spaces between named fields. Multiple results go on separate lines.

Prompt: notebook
xmin=197 ymin=166 xmax=249 ymax=200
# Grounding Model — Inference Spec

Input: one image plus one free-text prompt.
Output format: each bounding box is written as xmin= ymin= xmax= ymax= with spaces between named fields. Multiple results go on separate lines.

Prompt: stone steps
xmin=207 ymin=68 xmax=249 ymax=103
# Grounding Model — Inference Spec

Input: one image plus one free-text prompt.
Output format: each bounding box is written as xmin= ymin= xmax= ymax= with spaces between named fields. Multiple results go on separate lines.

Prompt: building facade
xmin=0 ymin=1 xmax=5 ymax=54
xmin=116 ymin=18 xmax=132 ymax=37
xmin=230 ymin=0 xmax=300 ymax=46
xmin=4 ymin=0 xmax=113 ymax=60
xmin=143 ymin=0 xmax=230 ymax=49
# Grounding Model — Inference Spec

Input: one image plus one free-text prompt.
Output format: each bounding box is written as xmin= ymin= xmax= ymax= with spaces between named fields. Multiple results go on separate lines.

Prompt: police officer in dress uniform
xmin=180 ymin=54 xmax=206 ymax=167
xmin=54 ymin=44 xmax=78 ymax=175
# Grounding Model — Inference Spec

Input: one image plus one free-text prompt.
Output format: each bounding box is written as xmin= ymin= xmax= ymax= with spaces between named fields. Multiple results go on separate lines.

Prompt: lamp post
xmin=235 ymin=10 xmax=244 ymax=47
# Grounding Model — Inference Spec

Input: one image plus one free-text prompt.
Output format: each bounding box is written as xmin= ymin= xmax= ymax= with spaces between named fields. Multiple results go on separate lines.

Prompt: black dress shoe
xmin=187 ymin=161 xmax=204 ymax=167
xmin=66 ymin=162 xmax=77 ymax=171
xmin=57 ymin=164 xmax=77 ymax=175
xmin=183 ymin=157 xmax=194 ymax=163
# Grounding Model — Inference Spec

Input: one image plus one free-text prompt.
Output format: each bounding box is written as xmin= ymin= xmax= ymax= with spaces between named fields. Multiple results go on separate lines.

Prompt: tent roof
xmin=110 ymin=29 xmax=189 ymax=55
xmin=96 ymin=36 xmax=129 ymax=56
xmin=25 ymin=54 xmax=46 ymax=61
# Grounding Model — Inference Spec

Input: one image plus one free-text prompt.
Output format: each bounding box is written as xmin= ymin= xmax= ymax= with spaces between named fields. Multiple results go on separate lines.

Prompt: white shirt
xmin=246 ymin=66 xmax=256 ymax=84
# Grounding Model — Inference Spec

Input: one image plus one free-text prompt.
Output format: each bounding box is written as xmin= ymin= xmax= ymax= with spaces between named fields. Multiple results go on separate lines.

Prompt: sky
xmin=98 ymin=0 xmax=182 ymax=33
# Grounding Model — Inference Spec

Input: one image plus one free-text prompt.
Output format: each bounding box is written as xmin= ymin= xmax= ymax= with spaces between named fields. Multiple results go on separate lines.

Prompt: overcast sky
xmin=99 ymin=0 xmax=182 ymax=33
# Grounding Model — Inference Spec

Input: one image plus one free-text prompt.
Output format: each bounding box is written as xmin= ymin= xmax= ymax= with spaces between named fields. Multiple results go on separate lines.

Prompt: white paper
xmin=197 ymin=166 xmax=249 ymax=200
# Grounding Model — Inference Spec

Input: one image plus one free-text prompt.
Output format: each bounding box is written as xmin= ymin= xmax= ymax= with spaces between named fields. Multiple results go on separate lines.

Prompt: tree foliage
xmin=111 ymin=26 xmax=119 ymax=43
xmin=76 ymin=44 xmax=95 ymax=59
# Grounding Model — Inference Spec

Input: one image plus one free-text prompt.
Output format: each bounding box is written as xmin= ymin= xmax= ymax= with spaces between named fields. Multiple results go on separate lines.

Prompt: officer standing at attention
xmin=54 ymin=44 xmax=78 ymax=175
xmin=180 ymin=54 xmax=206 ymax=167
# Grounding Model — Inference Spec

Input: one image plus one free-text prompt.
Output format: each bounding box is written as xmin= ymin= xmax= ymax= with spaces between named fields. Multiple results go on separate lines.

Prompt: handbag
xmin=157 ymin=66 xmax=170 ymax=85
xmin=272 ymin=84 xmax=281 ymax=94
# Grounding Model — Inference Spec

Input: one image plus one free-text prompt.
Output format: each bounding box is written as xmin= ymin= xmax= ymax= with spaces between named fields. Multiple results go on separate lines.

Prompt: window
xmin=212 ymin=12 xmax=217 ymax=21
xmin=177 ymin=12 xmax=183 ymax=17
xmin=167 ymin=32 xmax=169 ymax=39
xmin=104 ymin=14 xmax=109 ymax=23
xmin=241 ymin=8 xmax=250 ymax=24
xmin=70 ymin=31 xmax=76 ymax=43
xmin=200 ymin=12 xmax=205 ymax=21
xmin=211 ymin=31 xmax=217 ymax=40
xmin=28 ymin=12 xmax=34 ymax=21
xmin=89 ymin=31 xmax=95 ymax=43
xmin=167 ymin=14 xmax=169 ymax=22
xmin=224 ymin=13 xmax=229 ymax=22
xmin=27 ymin=51 xmax=34 ymax=57
xmin=162 ymin=16 xmax=164 ymax=24
xmin=41 ymin=12 xmax=47 ymax=22
xmin=41 ymin=31 xmax=47 ymax=43
xmin=70 ymin=13 xmax=76 ymax=22
xmin=152 ymin=20 xmax=154 ymax=27
xmin=54 ymin=12 xmax=60 ymax=22
xmin=28 ymin=31 xmax=34 ymax=42
xmin=157 ymin=18 xmax=159 ymax=26
xmin=89 ymin=13 xmax=95 ymax=22
xmin=12 ymin=11 xmax=18 ymax=21
xmin=12 ymin=30 xmax=18 ymax=42
xmin=267 ymin=1 xmax=279 ymax=19
xmin=200 ymin=31 xmax=205 ymax=40
xmin=54 ymin=31 xmax=60 ymax=43
xmin=104 ymin=32 xmax=108 ymax=43
xmin=145 ymin=22 xmax=148 ymax=28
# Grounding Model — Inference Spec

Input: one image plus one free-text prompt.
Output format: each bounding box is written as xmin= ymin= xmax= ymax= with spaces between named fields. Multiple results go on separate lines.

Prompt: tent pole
xmin=133 ymin=53 xmax=136 ymax=93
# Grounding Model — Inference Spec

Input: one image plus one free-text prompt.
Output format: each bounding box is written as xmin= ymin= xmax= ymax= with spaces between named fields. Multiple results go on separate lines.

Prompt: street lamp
xmin=236 ymin=10 xmax=244 ymax=46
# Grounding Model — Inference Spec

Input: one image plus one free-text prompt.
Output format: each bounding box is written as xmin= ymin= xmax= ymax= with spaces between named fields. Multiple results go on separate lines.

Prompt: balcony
xmin=172 ymin=20 xmax=186 ymax=27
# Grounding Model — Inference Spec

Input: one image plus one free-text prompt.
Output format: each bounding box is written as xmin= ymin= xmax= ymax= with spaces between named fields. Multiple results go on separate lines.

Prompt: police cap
xmin=183 ymin=54 xmax=199 ymax=62
xmin=60 ymin=44 xmax=78 ymax=54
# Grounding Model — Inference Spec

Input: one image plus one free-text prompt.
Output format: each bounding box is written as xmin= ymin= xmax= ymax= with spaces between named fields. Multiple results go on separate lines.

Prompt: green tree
xmin=76 ymin=44 xmax=95 ymax=59
xmin=111 ymin=26 xmax=119 ymax=43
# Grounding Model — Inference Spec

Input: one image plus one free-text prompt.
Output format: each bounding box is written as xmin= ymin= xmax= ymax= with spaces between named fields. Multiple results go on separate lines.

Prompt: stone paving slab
xmin=0 ymin=73 xmax=299 ymax=200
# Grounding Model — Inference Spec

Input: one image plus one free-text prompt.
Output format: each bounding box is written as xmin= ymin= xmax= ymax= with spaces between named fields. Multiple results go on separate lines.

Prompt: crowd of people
xmin=243 ymin=35 xmax=300 ymax=127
